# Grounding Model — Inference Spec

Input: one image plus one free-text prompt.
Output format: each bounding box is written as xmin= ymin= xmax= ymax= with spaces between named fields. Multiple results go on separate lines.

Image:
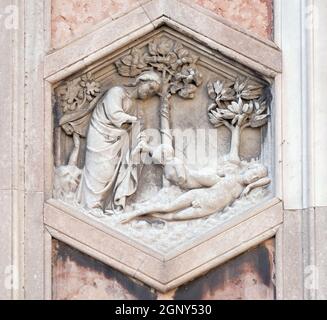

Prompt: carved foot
xmin=120 ymin=211 xmax=142 ymax=224
xmin=120 ymin=216 xmax=134 ymax=224
xmin=88 ymin=208 xmax=106 ymax=218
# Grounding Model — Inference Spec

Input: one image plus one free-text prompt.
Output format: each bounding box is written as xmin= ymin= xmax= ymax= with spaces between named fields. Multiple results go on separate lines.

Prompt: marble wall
xmin=52 ymin=239 xmax=275 ymax=300
xmin=51 ymin=0 xmax=273 ymax=49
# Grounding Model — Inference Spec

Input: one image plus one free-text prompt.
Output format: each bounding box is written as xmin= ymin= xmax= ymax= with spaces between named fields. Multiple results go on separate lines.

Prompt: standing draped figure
xmin=76 ymin=71 xmax=162 ymax=217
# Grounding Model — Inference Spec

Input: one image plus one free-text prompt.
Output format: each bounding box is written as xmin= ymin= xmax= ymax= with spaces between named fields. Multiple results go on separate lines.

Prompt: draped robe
xmin=76 ymin=86 xmax=139 ymax=212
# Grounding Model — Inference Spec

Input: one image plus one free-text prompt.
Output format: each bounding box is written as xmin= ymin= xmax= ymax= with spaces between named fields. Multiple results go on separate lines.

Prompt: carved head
xmin=241 ymin=163 xmax=268 ymax=185
xmin=135 ymin=71 xmax=162 ymax=100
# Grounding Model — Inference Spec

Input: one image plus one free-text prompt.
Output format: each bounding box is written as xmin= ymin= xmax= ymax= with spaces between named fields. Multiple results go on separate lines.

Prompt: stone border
xmin=40 ymin=0 xmax=283 ymax=296
xmin=43 ymin=0 xmax=281 ymax=83
xmin=44 ymin=199 xmax=282 ymax=292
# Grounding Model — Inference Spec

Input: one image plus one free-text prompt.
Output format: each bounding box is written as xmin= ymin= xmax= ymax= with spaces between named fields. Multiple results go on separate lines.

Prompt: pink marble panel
xmin=51 ymin=0 xmax=273 ymax=49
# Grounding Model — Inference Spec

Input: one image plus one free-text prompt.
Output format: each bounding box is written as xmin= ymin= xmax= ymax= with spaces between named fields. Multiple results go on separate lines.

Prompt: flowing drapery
xmin=76 ymin=86 xmax=139 ymax=212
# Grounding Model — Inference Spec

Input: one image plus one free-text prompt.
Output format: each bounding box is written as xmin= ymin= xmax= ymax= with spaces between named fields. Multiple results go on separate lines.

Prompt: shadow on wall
xmin=52 ymin=238 xmax=275 ymax=300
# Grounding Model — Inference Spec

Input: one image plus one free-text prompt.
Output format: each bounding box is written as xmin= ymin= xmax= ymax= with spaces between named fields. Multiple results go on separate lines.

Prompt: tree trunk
xmin=160 ymin=89 xmax=173 ymax=187
xmin=160 ymin=87 xmax=173 ymax=148
xmin=229 ymin=125 xmax=241 ymax=162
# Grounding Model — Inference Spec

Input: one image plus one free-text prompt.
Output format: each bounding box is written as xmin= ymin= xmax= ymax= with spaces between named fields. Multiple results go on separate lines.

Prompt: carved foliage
xmin=207 ymin=77 xmax=270 ymax=162
xmin=116 ymin=37 xmax=203 ymax=99
xmin=55 ymin=72 xmax=101 ymax=137
xmin=57 ymin=72 xmax=101 ymax=114
xmin=207 ymin=77 xmax=269 ymax=130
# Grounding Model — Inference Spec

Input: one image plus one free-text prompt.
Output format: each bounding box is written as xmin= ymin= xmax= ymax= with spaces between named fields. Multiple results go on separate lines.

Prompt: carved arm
xmin=242 ymin=177 xmax=271 ymax=196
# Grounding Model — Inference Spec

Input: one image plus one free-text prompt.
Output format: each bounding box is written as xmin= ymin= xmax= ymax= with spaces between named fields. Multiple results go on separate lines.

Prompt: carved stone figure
xmin=151 ymin=144 xmax=222 ymax=189
xmin=121 ymin=163 xmax=271 ymax=223
xmin=116 ymin=36 xmax=203 ymax=163
xmin=53 ymin=35 xmax=272 ymax=251
xmin=76 ymin=71 xmax=162 ymax=217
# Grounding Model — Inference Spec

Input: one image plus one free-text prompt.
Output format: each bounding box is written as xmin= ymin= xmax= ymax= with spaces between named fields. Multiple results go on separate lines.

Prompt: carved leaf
xmin=174 ymin=42 xmax=183 ymax=53
xmin=217 ymin=100 xmax=229 ymax=109
xmin=208 ymin=114 xmax=223 ymax=128
xmin=148 ymin=40 xmax=158 ymax=56
xmin=170 ymin=83 xmax=183 ymax=94
xmin=176 ymin=47 xmax=189 ymax=59
xmin=247 ymin=84 xmax=264 ymax=91
xmin=115 ymin=61 xmax=133 ymax=77
xmin=208 ymin=109 xmax=224 ymax=127
xmin=220 ymin=88 xmax=236 ymax=101
xmin=250 ymin=114 xmax=269 ymax=128
xmin=234 ymin=76 xmax=248 ymax=92
xmin=166 ymin=52 xmax=178 ymax=66
xmin=213 ymin=81 xmax=224 ymax=95
xmin=208 ymin=102 xmax=217 ymax=112
xmin=179 ymin=66 xmax=203 ymax=87
xmin=220 ymin=109 xmax=235 ymax=120
xmin=193 ymin=70 xmax=203 ymax=87
xmin=178 ymin=84 xmax=197 ymax=99
xmin=149 ymin=63 xmax=166 ymax=72
xmin=255 ymin=101 xmax=267 ymax=115
xmin=207 ymin=82 xmax=216 ymax=99
xmin=234 ymin=77 xmax=264 ymax=101
xmin=228 ymin=101 xmax=242 ymax=114
xmin=242 ymin=103 xmax=250 ymax=114
xmin=121 ymin=55 xmax=133 ymax=66
xmin=157 ymin=39 xmax=174 ymax=56
xmin=240 ymin=88 xmax=262 ymax=100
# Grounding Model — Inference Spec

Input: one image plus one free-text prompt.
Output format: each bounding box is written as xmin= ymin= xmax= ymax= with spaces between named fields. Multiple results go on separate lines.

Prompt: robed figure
xmin=75 ymin=71 xmax=162 ymax=217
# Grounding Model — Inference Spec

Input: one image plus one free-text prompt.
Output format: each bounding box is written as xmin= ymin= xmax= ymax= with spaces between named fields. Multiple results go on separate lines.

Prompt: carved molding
xmin=45 ymin=198 xmax=282 ymax=292
xmin=45 ymin=0 xmax=282 ymax=293
xmin=52 ymin=29 xmax=273 ymax=250
xmin=44 ymin=0 xmax=281 ymax=82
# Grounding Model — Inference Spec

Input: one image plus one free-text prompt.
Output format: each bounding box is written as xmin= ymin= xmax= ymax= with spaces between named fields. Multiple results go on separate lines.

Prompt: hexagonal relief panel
xmin=52 ymin=26 xmax=274 ymax=255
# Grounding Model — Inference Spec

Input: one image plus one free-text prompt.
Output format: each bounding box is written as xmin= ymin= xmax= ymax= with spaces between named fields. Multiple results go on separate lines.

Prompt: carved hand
xmin=242 ymin=185 xmax=251 ymax=197
xmin=126 ymin=115 xmax=138 ymax=123
xmin=121 ymin=116 xmax=138 ymax=129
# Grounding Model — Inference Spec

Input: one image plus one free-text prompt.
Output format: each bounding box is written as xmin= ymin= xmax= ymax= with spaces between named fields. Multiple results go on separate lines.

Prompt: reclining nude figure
xmin=121 ymin=163 xmax=271 ymax=223
xmin=150 ymin=144 xmax=222 ymax=189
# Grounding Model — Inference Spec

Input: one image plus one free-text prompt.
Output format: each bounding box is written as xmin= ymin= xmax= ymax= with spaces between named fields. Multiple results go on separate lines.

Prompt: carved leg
xmin=120 ymin=191 xmax=196 ymax=224
xmin=152 ymin=206 xmax=210 ymax=221
xmin=190 ymin=170 xmax=221 ymax=187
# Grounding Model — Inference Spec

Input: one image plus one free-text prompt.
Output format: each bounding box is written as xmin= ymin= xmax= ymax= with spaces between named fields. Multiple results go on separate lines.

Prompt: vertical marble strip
xmin=0 ymin=0 xmax=14 ymax=300
xmin=315 ymin=207 xmax=327 ymax=300
xmin=23 ymin=0 xmax=47 ymax=299
xmin=281 ymin=210 xmax=304 ymax=299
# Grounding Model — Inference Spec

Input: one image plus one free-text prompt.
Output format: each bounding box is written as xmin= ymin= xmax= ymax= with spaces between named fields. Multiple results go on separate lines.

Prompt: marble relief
xmin=53 ymin=31 xmax=272 ymax=253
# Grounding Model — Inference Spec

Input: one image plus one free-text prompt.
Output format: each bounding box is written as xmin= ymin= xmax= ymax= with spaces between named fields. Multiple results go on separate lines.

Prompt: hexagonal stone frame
xmin=44 ymin=0 xmax=282 ymax=292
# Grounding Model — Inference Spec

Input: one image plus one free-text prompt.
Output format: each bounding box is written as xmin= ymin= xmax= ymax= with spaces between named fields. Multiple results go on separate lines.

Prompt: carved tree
xmin=116 ymin=37 xmax=203 ymax=148
xmin=55 ymin=72 xmax=102 ymax=166
xmin=207 ymin=77 xmax=269 ymax=162
xmin=56 ymin=72 xmax=101 ymax=136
